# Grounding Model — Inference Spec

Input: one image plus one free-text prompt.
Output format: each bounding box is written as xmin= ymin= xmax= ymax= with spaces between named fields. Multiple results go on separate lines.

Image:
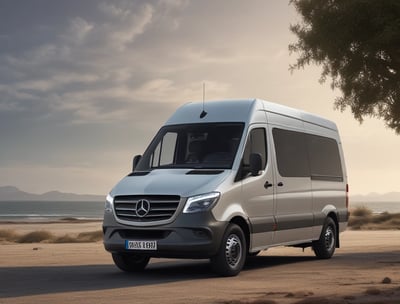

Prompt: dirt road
xmin=1 ymin=230 xmax=399 ymax=304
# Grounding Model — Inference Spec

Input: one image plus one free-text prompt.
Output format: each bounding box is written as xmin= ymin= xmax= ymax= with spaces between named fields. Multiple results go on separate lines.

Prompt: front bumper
xmin=103 ymin=211 xmax=227 ymax=259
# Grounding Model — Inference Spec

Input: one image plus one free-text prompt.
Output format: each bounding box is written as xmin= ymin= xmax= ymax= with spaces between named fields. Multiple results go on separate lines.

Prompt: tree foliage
xmin=290 ymin=0 xmax=400 ymax=133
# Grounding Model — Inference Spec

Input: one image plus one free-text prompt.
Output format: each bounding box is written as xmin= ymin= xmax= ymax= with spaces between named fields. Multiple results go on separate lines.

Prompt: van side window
xmin=238 ymin=128 xmax=267 ymax=180
xmin=272 ymin=128 xmax=343 ymax=181
xmin=272 ymin=128 xmax=310 ymax=177
xmin=307 ymin=134 xmax=343 ymax=181
xmin=150 ymin=132 xmax=178 ymax=167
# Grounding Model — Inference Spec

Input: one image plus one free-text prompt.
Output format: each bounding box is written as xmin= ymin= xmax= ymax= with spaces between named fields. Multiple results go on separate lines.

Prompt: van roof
xmin=165 ymin=99 xmax=337 ymax=131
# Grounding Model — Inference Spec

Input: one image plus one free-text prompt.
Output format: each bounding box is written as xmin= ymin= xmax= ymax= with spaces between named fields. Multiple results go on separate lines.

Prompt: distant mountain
xmin=351 ymin=192 xmax=400 ymax=203
xmin=0 ymin=186 xmax=104 ymax=201
xmin=1 ymin=185 xmax=399 ymax=203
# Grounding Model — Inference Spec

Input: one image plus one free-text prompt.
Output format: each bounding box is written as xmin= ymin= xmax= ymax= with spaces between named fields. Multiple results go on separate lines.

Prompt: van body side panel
xmin=311 ymin=187 xmax=347 ymax=238
xmin=240 ymin=123 xmax=275 ymax=249
xmin=302 ymin=121 xmax=348 ymax=237
xmin=336 ymin=140 xmax=349 ymax=233
xmin=211 ymin=178 xmax=244 ymax=222
xmin=273 ymin=187 xmax=313 ymax=243
xmin=266 ymin=115 xmax=314 ymax=244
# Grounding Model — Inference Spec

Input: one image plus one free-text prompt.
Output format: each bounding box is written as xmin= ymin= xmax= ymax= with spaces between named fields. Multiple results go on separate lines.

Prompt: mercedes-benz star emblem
xmin=135 ymin=199 xmax=150 ymax=217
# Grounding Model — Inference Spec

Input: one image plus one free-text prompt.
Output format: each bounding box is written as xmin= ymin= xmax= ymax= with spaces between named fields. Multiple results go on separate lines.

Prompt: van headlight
xmin=105 ymin=194 xmax=114 ymax=213
xmin=183 ymin=192 xmax=220 ymax=213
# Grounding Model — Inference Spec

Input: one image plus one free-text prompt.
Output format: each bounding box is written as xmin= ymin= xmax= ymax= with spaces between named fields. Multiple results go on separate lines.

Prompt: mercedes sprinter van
xmin=103 ymin=99 xmax=348 ymax=276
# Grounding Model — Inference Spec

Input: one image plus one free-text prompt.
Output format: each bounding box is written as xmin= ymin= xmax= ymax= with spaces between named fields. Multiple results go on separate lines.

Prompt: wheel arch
xmin=230 ymin=216 xmax=251 ymax=253
xmin=327 ymin=211 xmax=340 ymax=248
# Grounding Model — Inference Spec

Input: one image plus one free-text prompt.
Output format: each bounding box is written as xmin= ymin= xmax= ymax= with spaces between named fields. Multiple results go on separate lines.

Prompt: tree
xmin=289 ymin=0 xmax=400 ymax=133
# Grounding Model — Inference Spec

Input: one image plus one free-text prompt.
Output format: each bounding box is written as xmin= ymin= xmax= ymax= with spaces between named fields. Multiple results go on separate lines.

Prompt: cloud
xmin=0 ymin=1 xmax=292 ymax=176
xmin=65 ymin=17 xmax=94 ymax=44
xmin=0 ymin=0 xmax=302 ymax=146
xmin=96 ymin=2 xmax=154 ymax=50
xmin=131 ymin=78 xmax=231 ymax=103
xmin=10 ymin=0 xmax=394 ymax=196
xmin=0 ymin=1 xmax=158 ymax=124
xmin=1 ymin=0 xmax=248 ymax=128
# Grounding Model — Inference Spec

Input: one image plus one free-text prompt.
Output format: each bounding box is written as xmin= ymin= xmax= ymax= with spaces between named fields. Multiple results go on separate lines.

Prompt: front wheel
xmin=112 ymin=253 xmax=150 ymax=272
xmin=210 ymin=223 xmax=246 ymax=277
xmin=312 ymin=217 xmax=337 ymax=259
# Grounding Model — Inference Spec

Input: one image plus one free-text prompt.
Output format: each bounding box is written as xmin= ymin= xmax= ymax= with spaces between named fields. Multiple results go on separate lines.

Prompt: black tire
xmin=112 ymin=253 xmax=150 ymax=272
xmin=210 ymin=223 xmax=247 ymax=277
xmin=312 ymin=217 xmax=337 ymax=259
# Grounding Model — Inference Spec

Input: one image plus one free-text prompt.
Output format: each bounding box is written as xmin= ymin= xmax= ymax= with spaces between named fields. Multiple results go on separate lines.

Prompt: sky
xmin=0 ymin=0 xmax=399 ymax=196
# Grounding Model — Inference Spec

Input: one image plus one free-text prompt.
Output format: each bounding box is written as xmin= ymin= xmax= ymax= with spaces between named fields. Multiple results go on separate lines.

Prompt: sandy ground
xmin=0 ymin=222 xmax=399 ymax=304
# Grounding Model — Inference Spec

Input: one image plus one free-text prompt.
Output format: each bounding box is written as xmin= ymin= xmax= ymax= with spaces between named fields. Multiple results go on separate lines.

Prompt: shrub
xmin=0 ymin=229 xmax=19 ymax=242
xmin=17 ymin=230 xmax=54 ymax=243
xmin=77 ymin=230 xmax=103 ymax=242
xmin=351 ymin=206 xmax=373 ymax=217
xmin=348 ymin=207 xmax=400 ymax=230
xmin=52 ymin=234 xmax=77 ymax=243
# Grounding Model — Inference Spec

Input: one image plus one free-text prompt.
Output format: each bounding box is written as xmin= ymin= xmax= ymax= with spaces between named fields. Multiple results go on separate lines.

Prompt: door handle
xmin=264 ymin=181 xmax=273 ymax=189
xmin=277 ymin=182 xmax=284 ymax=187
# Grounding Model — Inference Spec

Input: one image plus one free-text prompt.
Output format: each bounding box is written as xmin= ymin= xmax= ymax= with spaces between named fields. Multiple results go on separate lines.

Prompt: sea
xmin=0 ymin=200 xmax=399 ymax=222
xmin=0 ymin=201 xmax=105 ymax=222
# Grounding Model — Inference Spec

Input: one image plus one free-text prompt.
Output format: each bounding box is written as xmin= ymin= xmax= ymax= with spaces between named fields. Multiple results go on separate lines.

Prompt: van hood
xmin=110 ymin=169 xmax=231 ymax=198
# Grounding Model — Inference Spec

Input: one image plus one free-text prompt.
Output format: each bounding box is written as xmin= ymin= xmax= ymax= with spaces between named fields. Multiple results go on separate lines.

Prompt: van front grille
xmin=113 ymin=195 xmax=180 ymax=222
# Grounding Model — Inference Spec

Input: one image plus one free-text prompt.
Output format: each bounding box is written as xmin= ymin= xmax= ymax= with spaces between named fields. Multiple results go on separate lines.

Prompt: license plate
xmin=125 ymin=240 xmax=157 ymax=250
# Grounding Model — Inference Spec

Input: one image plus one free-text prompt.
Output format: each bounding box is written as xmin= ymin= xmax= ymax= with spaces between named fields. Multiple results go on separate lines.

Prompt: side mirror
xmin=249 ymin=153 xmax=262 ymax=176
xmin=132 ymin=155 xmax=142 ymax=172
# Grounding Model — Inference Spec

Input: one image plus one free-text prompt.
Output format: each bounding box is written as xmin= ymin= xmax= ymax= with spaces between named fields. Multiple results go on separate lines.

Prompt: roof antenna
xmin=200 ymin=82 xmax=207 ymax=118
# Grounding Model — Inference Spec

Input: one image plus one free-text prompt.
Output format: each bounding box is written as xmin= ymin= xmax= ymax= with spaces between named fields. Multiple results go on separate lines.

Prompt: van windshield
xmin=136 ymin=123 xmax=245 ymax=171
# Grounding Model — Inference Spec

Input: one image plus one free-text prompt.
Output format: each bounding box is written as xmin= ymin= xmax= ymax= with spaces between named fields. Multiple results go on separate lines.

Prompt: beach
xmin=0 ymin=221 xmax=399 ymax=304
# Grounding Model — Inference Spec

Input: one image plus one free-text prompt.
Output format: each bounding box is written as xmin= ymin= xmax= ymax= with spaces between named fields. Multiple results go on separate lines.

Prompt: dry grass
xmin=348 ymin=207 xmax=400 ymax=230
xmin=0 ymin=229 xmax=103 ymax=243
xmin=350 ymin=206 xmax=373 ymax=217
xmin=52 ymin=231 xmax=103 ymax=243
xmin=18 ymin=230 xmax=54 ymax=243
xmin=0 ymin=229 xmax=19 ymax=240
xmin=77 ymin=230 xmax=103 ymax=242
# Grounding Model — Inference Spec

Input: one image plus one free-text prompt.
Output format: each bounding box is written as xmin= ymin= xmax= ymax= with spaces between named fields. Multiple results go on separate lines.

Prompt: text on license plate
xmin=125 ymin=240 xmax=157 ymax=250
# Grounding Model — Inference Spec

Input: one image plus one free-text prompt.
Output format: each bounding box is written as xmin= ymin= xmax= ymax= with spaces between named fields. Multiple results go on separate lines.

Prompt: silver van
xmin=103 ymin=99 xmax=348 ymax=276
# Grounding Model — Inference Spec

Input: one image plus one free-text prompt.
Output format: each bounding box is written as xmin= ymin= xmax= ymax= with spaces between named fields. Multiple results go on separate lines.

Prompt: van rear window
xmin=307 ymin=133 xmax=343 ymax=181
xmin=272 ymin=128 xmax=343 ymax=181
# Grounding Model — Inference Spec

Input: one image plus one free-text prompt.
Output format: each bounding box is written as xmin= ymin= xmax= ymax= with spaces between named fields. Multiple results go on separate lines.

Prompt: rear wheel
xmin=112 ymin=253 xmax=150 ymax=272
xmin=312 ymin=217 xmax=337 ymax=259
xmin=210 ymin=223 xmax=246 ymax=277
